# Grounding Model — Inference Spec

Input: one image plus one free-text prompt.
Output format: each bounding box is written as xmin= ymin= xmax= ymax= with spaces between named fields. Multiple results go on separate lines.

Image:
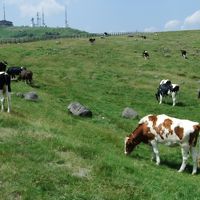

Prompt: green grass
xmin=0 ymin=26 xmax=88 ymax=40
xmin=1 ymin=30 xmax=200 ymax=199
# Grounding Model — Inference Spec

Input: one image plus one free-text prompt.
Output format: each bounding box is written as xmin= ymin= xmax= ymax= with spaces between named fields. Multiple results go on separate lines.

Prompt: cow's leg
xmin=150 ymin=140 xmax=160 ymax=165
xmin=6 ymin=90 xmax=11 ymax=113
xmin=0 ymin=90 xmax=4 ymax=112
xmin=159 ymin=94 xmax=163 ymax=104
xmin=191 ymin=146 xmax=198 ymax=175
xmin=149 ymin=144 xmax=156 ymax=161
xmin=171 ymin=92 xmax=176 ymax=106
xmin=178 ymin=145 xmax=189 ymax=173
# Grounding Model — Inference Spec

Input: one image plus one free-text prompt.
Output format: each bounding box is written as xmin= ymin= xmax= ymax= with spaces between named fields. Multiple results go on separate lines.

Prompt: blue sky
xmin=3 ymin=0 xmax=200 ymax=33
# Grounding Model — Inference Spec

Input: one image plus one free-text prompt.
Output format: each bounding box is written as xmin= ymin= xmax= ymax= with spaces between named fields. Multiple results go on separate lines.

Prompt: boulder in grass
xmin=68 ymin=102 xmax=92 ymax=117
xmin=24 ymin=92 xmax=39 ymax=101
xmin=122 ymin=107 xmax=138 ymax=119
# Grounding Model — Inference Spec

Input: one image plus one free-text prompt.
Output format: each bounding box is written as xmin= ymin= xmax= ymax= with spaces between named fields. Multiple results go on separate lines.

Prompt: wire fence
xmin=0 ymin=31 xmax=148 ymax=44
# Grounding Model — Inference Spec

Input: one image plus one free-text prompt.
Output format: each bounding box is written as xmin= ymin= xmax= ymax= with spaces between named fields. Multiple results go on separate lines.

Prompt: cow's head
xmin=124 ymin=124 xmax=145 ymax=155
xmin=124 ymin=136 xmax=135 ymax=155
xmin=124 ymin=122 xmax=155 ymax=155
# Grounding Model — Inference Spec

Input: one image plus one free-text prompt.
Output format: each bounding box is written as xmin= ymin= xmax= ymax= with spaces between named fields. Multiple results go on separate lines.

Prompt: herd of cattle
xmin=124 ymin=50 xmax=200 ymax=175
xmin=0 ymin=61 xmax=33 ymax=113
xmin=0 ymin=36 xmax=199 ymax=175
xmin=124 ymin=53 xmax=200 ymax=174
xmin=122 ymin=42 xmax=200 ymax=175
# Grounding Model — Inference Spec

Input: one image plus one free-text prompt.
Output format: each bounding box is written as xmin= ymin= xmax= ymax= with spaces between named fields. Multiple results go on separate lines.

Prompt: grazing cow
xmin=89 ymin=38 xmax=95 ymax=44
xmin=18 ymin=69 xmax=33 ymax=84
xmin=155 ymin=79 xmax=179 ymax=106
xmin=7 ymin=66 xmax=26 ymax=79
xmin=141 ymin=35 xmax=147 ymax=39
xmin=0 ymin=61 xmax=8 ymax=72
xmin=124 ymin=114 xmax=200 ymax=174
xmin=0 ymin=71 xmax=11 ymax=112
xmin=143 ymin=50 xmax=149 ymax=59
xmin=181 ymin=50 xmax=187 ymax=59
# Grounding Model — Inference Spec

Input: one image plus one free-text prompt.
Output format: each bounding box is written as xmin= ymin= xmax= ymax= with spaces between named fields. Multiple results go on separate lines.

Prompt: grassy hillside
xmin=0 ymin=26 xmax=88 ymax=39
xmin=1 ymin=30 xmax=200 ymax=199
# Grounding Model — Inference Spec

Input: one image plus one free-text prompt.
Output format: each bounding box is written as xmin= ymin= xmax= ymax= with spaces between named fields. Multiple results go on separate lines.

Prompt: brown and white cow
xmin=124 ymin=114 xmax=200 ymax=174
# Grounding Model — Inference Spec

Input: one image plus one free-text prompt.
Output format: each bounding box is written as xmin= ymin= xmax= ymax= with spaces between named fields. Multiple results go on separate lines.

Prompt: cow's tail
xmin=198 ymin=126 xmax=200 ymax=168
xmin=155 ymin=89 xmax=160 ymax=101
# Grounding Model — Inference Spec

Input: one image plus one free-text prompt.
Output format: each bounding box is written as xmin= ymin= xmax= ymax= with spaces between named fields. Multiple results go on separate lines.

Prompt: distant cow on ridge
xmin=89 ymin=38 xmax=95 ymax=44
xmin=143 ymin=50 xmax=149 ymax=59
xmin=181 ymin=50 xmax=187 ymax=59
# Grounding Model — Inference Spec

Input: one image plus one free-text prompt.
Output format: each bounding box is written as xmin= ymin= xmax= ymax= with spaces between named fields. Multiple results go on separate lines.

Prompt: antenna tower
xmin=65 ymin=6 xmax=68 ymax=28
xmin=36 ymin=12 xmax=41 ymax=27
xmin=3 ymin=0 xmax=6 ymax=20
xmin=42 ymin=9 xmax=45 ymax=27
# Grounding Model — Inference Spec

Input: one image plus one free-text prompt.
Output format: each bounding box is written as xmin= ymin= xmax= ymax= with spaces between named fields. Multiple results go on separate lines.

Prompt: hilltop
xmin=0 ymin=26 xmax=88 ymax=40
xmin=0 ymin=30 xmax=200 ymax=199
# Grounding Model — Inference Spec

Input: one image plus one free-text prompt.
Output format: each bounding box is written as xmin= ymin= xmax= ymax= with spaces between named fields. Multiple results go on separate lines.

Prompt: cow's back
xmin=139 ymin=114 xmax=199 ymax=144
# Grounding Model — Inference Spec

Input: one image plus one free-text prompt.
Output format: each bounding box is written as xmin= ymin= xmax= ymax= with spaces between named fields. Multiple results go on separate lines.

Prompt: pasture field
xmin=0 ymin=26 xmax=87 ymax=40
xmin=1 ymin=30 xmax=200 ymax=199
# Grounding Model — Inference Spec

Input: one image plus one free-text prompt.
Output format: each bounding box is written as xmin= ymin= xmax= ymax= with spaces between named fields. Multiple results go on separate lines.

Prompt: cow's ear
xmin=125 ymin=136 xmax=129 ymax=143
xmin=196 ymin=125 xmax=200 ymax=130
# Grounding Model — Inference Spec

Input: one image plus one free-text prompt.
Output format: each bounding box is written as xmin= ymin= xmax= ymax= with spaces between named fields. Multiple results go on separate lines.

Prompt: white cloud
xmin=144 ymin=26 xmax=158 ymax=32
xmin=183 ymin=10 xmax=200 ymax=29
xmin=164 ymin=20 xmax=181 ymax=31
xmin=7 ymin=0 xmax=64 ymax=17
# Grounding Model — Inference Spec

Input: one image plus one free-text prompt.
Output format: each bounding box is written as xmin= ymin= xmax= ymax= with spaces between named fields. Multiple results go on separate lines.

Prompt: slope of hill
xmin=1 ymin=30 xmax=200 ymax=199
xmin=0 ymin=26 xmax=88 ymax=40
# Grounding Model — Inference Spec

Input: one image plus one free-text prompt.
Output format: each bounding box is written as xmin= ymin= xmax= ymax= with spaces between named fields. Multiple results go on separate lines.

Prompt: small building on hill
xmin=0 ymin=1 xmax=14 ymax=27
xmin=0 ymin=19 xmax=13 ymax=27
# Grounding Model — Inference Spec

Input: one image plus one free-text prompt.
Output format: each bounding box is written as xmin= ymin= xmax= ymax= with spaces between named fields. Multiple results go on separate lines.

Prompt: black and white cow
xmin=143 ymin=50 xmax=149 ymax=59
xmin=155 ymin=79 xmax=179 ymax=106
xmin=0 ymin=61 xmax=11 ymax=112
xmin=89 ymin=38 xmax=95 ymax=44
xmin=7 ymin=66 xmax=26 ymax=79
xmin=0 ymin=61 xmax=8 ymax=72
xmin=181 ymin=50 xmax=187 ymax=59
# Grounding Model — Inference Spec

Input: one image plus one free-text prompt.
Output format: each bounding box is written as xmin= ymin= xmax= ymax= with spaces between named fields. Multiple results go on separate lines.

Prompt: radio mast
xmin=65 ymin=6 xmax=69 ymax=28
xmin=3 ymin=0 xmax=6 ymax=20
xmin=42 ymin=9 xmax=45 ymax=27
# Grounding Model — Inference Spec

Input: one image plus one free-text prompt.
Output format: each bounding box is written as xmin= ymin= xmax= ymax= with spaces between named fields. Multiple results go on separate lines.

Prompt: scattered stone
xmin=122 ymin=107 xmax=138 ymax=119
xmin=16 ymin=92 xmax=24 ymax=98
xmin=67 ymin=102 xmax=92 ymax=117
xmin=23 ymin=92 xmax=39 ymax=101
xmin=72 ymin=168 xmax=90 ymax=178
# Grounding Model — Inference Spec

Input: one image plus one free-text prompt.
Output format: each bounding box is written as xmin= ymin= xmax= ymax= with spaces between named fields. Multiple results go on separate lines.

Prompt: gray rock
xmin=24 ymin=92 xmax=39 ymax=101
xmin=122 ymin=107 xmax=138 ymax=119
xmin=16 ymin=92 xmax=24 ymax=98
xmin=68 ymin=102 xmax=92 ymax=117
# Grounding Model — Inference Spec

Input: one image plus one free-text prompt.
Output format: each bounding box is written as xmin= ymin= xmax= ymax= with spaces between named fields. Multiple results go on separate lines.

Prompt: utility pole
xmin=65 ymin=5 xmax=69 ymax=28
xmin=31 ymin=17 xmax=35 ymax=27
xmin=3 ymin=0 xmax=6 ymax=20
xmin=36 ymin=12 xmax=41 ymax=27
xmin=42 ymin=9 xmax=45 ymax=27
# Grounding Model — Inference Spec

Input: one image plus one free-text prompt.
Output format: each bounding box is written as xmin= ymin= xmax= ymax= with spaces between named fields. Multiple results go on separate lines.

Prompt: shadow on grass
xmin=161 ymin=159 xmax=196 ymax=174
xmin=130 ymin=154 xmax=197 ymax=174
xmin=163 ymin=101 xmax=187 ymax=107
